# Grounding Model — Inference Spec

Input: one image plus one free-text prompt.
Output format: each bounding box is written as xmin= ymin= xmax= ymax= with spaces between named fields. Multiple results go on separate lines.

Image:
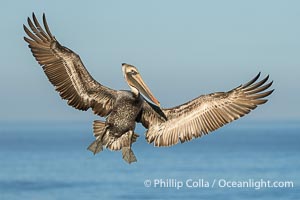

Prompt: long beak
xmin=127 ymin=73 xmax=161 ymax=107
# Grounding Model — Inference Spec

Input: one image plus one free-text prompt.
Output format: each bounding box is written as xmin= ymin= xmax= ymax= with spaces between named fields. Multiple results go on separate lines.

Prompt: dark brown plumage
xmin=24 ymin=13 xmax=274 ymax=163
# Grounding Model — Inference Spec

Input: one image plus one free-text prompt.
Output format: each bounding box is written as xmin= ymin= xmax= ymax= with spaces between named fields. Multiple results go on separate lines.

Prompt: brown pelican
xmin=24 ymin=13 xmax=274 ymax=164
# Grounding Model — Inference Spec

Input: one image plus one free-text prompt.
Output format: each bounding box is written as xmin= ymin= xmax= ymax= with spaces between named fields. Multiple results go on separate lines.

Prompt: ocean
xmin=0 ymin=120 xmax=299 ymax=200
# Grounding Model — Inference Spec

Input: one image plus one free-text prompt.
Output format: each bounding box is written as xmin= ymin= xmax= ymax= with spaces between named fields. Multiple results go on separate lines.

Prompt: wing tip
xmin=242 ymin=72 xmax=261 ymax=88
xmin=42 ymin=13 xmax=53 ymax=38
xmin=23 ymin=36 xmax=30 ymax=43
xmin=22 ymin=24 xmax=27 ymax=31
xmin=268 ymin=89 xmax=275 ymax=95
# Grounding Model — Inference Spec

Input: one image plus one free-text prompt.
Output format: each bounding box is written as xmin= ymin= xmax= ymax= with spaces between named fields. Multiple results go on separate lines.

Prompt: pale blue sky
xmin=0 ymin=0 xmax=299 ymax=121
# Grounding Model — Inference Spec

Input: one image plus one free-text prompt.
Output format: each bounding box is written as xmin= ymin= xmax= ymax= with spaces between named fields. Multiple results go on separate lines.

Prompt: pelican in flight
xmin=24 ymin=13 xmax=274 ymax=163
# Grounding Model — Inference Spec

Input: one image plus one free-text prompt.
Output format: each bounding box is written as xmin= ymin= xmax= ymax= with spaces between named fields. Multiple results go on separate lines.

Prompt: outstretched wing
xmin=24 ymin=13 xmax=116 ymax=116
xmin=141 ymin=73 xmax=274 ymax=147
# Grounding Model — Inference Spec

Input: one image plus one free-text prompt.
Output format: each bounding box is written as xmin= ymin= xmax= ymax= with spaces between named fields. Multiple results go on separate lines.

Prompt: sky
xmin=0 ymin=0 xmax=299 ymax=122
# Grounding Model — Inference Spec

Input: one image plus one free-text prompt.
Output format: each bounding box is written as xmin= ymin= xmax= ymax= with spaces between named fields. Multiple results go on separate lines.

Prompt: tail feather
xmin=93 ymin=120 xmax=107 ymax=137
xmin=107 ymin=132 xmax=139 ymax=151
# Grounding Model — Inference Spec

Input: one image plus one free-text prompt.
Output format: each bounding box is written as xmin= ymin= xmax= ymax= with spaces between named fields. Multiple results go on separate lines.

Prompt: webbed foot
xmin=87 ymin=139 xmax=103 ymax=155
xmin=121 ymin=131 xmax=138 ymax=164
xmin=122 ymin=146 xmax=137 ymax=164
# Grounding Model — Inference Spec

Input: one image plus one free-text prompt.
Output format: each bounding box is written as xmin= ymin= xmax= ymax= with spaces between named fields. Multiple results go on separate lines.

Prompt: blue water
xmin=0 ymin=120 xmax=299 ymax=200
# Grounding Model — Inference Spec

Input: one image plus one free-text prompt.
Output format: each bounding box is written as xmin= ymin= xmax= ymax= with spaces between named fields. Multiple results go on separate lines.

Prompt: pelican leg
xmin=122 ymin=131 xmax=137 ymax=164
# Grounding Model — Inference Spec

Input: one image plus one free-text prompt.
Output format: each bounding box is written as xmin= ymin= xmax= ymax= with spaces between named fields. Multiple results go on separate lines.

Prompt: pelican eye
xmin=130 ymin=70 xmax=138 ymax=75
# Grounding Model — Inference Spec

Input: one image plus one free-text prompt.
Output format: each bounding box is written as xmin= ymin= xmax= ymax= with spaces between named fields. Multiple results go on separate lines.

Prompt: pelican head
xmin=122 ymin=63 xmax=160 ymax=107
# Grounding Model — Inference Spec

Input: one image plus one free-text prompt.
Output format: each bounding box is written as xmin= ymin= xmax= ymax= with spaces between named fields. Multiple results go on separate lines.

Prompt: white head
xmin=122 ymin=63 xmax=160 ymax=107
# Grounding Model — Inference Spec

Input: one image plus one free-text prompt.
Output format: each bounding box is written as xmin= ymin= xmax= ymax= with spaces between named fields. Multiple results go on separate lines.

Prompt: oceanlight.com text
xmin=143 ymin=178 xmax=294 ymax=190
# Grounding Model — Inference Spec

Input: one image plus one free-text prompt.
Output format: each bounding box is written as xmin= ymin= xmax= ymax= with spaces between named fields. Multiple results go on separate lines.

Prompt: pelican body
xmin=107 ymin=90 xmax=142 ymax=136
xmin=86 ymin=64 xmax=164 ymax=163
xmin=24 ymin=13 xmax=274 ymax=164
